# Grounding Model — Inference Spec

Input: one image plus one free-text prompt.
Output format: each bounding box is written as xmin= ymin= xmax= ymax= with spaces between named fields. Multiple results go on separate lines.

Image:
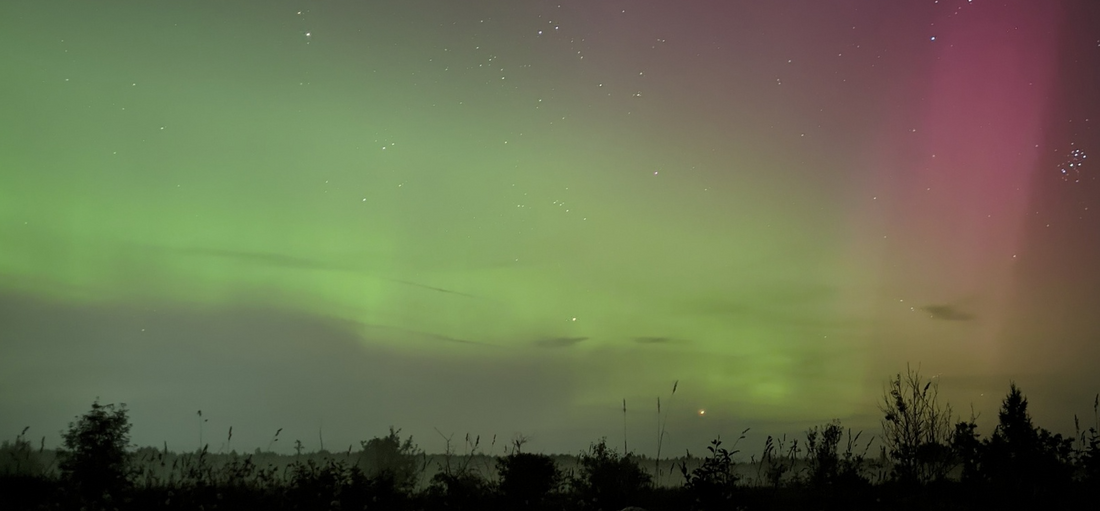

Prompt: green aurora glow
xmin=2 ymin=0 xmax=1098 ymax=455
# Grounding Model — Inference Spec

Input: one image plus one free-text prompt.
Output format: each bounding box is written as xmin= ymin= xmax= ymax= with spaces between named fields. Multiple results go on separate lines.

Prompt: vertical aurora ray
xmin=860 ymin=1 xmax=1064 ymax=374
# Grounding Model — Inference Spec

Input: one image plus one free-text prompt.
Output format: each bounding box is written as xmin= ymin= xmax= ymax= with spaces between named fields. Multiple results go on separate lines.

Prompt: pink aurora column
xmin=861 ymin=1 xmax=1064 ymax=369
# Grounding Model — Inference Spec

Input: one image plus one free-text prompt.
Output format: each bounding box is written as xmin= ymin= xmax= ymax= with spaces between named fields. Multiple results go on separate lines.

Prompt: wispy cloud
xmin=680 ymin=284 xmax=865 ymax=331
xmin=171 ymin=246 xmax=486 ymax=300
xmin=357 ymin=323 xmax=498 ymax=347
xmin=920 ymin=305 xmax=976 ymax=321
xmin=633 ymin=336 xmax=687 ymax=345
xmin=381 ymin=278 xmax=485 ymax=300
xmin=534 ymin=337 xmax=588 ymax=348
xmin=174 ymin=247 xmax=353 ymax=272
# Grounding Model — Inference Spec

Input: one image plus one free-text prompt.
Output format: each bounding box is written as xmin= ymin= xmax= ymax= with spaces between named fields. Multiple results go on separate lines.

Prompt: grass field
xmin=2 ymin=370 xmax=1098 ymax=510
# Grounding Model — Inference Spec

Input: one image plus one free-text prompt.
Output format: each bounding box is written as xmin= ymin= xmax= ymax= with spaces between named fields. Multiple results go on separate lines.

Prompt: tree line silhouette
xmin=1 ymin=366 xmax=1098 ymax=510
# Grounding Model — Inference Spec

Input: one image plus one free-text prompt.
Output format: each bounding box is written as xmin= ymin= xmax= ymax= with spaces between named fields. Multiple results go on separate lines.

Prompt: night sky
xmin=2 ymin=0 xmax=1098 ymax=457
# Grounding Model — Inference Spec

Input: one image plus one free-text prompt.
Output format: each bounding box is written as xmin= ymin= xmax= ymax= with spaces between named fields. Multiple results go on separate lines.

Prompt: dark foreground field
xmin=3 ymin=370 xmax=1099 ymax=510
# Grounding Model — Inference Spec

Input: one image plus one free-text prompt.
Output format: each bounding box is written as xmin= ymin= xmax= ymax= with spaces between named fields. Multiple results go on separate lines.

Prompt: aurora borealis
xmin=2 ymin=0 xmax=1098 ymax=456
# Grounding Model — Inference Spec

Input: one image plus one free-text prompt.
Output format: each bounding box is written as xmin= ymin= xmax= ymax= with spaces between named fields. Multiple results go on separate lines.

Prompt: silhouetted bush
xmin=879 ymin=366 xmax=954 ymax=484
xmin=950 ymin=414 xmax=982 ymax=483
xmin=1079 ymin=395 xmax=1100 ymax=484
xmin=427 ymin=470 xmax=492 ymax=511
xmin=357 ymin=427 xmax=424 ymax=493
xmin=0 ymin=428 xmax=46 ymax=477
xmin=287 ymin=457 xmax=347 ymax=508
xmin=497 ymin=450 xmax=562 ymax=509
xmin=572 ymin=438 xmax=651 ymax=510
xmin=426 ymin=433 xmax=495 ymax=510
xmin=800 ymin=421 xmax=875 ymax=510
xmin=755 ymin=434 xmax=799 ymax=489
xmin=680 ymin=433 xmax=744 ymax=510
xmin=805 ymin=421 xmax=870 ymax=489
xmin=58 ymin=400 xmax=134 ymax=507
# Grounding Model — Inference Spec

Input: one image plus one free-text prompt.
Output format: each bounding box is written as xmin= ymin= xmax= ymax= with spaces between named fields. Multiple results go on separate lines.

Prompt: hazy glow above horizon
xmin=1 ymin=0 xmax=1098 ymax=456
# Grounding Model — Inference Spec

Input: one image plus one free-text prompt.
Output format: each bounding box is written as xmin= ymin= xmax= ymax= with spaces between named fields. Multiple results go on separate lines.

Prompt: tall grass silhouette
xmin=654 ymin=379 xmax=677 ymax=485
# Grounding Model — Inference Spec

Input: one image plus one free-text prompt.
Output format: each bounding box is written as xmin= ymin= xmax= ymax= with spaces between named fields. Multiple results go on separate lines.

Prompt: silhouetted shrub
xmin=800 ymin=421 xmax=876 ymax=510
xmin=1079 ymin=394 xmax=1100 ymax=484
xmin=572 ymin=438 xmax=651 ymax=510
xmin=497 ymin=450 xmax=562 ymax=508
xmin=805 ymin=420 xmax=870 ymax=489
xmin=0 ymin=428 xmax=45 ymax=477
xmin=755 ymin=435 xmax=799 ymax=489
xmin=950 ymin=414 xmax=982 ymax=483
xmin=357 ymin=427 xmax=424 ymax=493
xmin=427 ymin=470 xmax=492 ymax=511
xmin=287 ymin=457 xmax=349 ymax=508
xmin=58 ymin=400 xmax=133 ymax=506
xmin=426 ymin=433 xmax=495 ymax=510
xmin=879 ymin=366 xmax=954 ymax=484
xmin=805 ymin=422 xmax=842 ymax=487
xmin=680 ymin=434 xmax=744 ymax=510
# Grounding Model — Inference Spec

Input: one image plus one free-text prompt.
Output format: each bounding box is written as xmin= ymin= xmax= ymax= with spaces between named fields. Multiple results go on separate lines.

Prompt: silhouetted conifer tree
xmin=984 ymin=383 xmax=1073 ymax=502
